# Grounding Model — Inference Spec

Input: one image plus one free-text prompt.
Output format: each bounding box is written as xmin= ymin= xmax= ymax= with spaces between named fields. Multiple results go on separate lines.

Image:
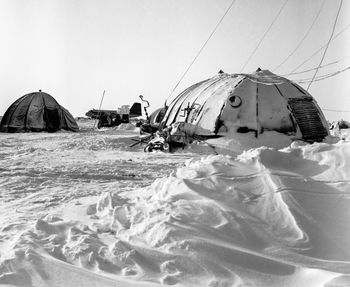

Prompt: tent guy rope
xmin=322 ymin=108 xmax=350 ymax=113
xmin=165 ymin=0 xmax=237 ymax=106
xmin=290 ymin=22 xmax=350 ymax=74
xmin=273 ymin=0 xmax=326 ymax=72
xmin=297 ymin=65 xmax=350 ymax=84
xmin=307 ymin=0 xmax=343 ymax=91
xmin=283 ymin=56 xmax=350 ymax=76
xmin=240 ymin=0 xmax=289 ymax=73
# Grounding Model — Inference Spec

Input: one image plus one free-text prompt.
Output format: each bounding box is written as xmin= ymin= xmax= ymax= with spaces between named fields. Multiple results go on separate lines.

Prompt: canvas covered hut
xmin=0 ymin=90 xmax=79 ymax=133
xmin=161 ymin=69 xmax=329 ymax=142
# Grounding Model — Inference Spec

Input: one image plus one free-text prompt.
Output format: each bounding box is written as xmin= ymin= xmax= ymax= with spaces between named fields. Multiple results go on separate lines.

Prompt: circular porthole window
xmin=229 ymin=95 xmax=242 ymax=108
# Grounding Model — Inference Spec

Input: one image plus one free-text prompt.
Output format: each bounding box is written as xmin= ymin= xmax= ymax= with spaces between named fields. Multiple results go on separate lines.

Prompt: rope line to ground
xmin=273 ymin=0 xmax=326 ymax=73
xmin=290 ymin=23 xmax=350 ymax=74
xmin=282 ymin=56 xmax=350 ymax=76
xmin=295 ymin=66 xmax=350 ymax=83
xmin=322 ymin=109 xmax=350 ymax=113
xmin=240 ymin=0 xmax=289 ymax=73
xmin=165 ymin=0 xmax=237 ymax=106
xmin=307 ymin=0 xmax=343 ymax=91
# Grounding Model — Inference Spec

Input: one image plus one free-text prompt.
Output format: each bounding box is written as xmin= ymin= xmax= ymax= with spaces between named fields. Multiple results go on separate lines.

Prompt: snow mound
xmin=115 ymin=123 xmax=139 ymax=131
xmin=330 ymin=128 xmax=350 ymax=141
xmin=2 ymin=140 xmax=350 ymax=286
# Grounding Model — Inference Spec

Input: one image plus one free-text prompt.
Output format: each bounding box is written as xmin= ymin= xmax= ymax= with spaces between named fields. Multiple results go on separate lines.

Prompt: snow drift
xmin=1 ymin=126 xmax=350 ymax=286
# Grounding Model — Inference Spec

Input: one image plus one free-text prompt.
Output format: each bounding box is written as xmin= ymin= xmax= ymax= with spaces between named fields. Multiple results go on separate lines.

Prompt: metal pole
xmin=256 ymin=83 xmax=259 ymax=138
xmin=93 ymin=90 xmax=105 ymax=129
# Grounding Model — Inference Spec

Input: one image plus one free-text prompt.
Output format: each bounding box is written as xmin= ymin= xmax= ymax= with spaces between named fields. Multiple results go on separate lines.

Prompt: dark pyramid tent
xmin=0 ymin=91 xmax=79 ymax=133
xmin=162 ymin=69 xmax=329 ymax=142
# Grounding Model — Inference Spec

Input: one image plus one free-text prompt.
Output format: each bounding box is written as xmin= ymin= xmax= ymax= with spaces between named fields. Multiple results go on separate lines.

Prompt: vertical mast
xmin=256 ymin=83 xmax=259 ymax=138
xmin=93 ymin=90 xmax=105 ymax=129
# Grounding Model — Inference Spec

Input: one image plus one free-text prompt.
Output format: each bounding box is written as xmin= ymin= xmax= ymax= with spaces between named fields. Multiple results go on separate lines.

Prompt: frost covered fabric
xmin=162 ymin=70 xmax=329 ymax=142
xmin=0 ymin=121 xmax=349 ymax=287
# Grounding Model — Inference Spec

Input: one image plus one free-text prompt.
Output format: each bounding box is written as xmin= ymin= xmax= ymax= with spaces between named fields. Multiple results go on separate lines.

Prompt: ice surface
xmin=0 ymin=119 xmax=349 ymax=287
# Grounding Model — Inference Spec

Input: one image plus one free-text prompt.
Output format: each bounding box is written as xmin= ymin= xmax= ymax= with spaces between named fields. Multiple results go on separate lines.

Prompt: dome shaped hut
xmin=161 ymin=69 xmax=329 ymax=142
xmin=0 ymin=90 xmax=79 ymax=132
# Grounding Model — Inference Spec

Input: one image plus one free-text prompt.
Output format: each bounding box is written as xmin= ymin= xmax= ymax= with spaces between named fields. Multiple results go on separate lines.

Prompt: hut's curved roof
xmin=162 ymin=69 xmax=329 ymax=141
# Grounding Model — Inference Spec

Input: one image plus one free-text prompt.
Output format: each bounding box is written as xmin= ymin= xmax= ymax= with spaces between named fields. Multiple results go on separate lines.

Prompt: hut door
xmin=287 ymin=98 xmax=328 ymax=141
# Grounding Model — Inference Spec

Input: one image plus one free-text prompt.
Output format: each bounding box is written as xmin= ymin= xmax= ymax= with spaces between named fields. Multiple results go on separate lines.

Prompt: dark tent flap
xmin=59 ymin=106 xmax=79 ymax=132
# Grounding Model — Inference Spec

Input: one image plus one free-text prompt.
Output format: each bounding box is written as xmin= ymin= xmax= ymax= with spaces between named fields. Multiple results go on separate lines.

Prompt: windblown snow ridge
xmin=2 ymin=141 xmax=350 ymax=286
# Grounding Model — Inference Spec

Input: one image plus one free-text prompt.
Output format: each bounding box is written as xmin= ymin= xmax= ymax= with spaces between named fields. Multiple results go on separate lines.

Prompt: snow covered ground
xmin=0 ymin=119 xmax=350 ymax=287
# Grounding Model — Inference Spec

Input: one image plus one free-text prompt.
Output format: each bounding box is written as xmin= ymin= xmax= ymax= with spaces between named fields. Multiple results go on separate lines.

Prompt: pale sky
xmin=0 ymin=0 xmax=349 ymax=121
